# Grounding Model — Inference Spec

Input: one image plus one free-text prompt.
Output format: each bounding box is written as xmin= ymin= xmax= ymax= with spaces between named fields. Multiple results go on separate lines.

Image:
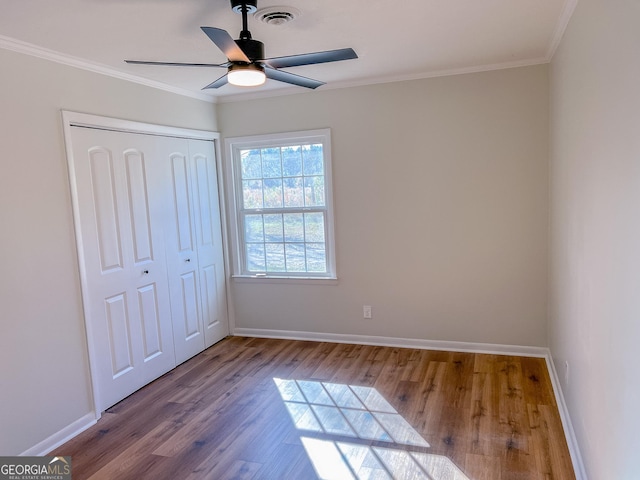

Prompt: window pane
xmin=231 ymin=131 xmax=333 ymax=278
xmin=242 ymin=179 xmax=263 ymax=209
xmin=262 ymin=148 xmax=282 ymax=178
xmin=266 ymin=243 xmax=285 ymax=271
xmin=302 ymin=144 xmax=324 ymax=175
xmin=306 ymin=243 xmax=327 ymax=272
xmin=244 ymin=215 xmax=264 ymax=242
xmin=263 ymin=178 xmax=283 ymax=208
xmin=241 ymin=149 xmax=262 ymax=179
xmin=282 ymin=146 xmax=302 ymax=177
xmin=263 ymin=214 xmax=283 ymax=242
xmin=246 ymin=243 xmax=266 ymax=271
xmin=304 ymin=176 xmax=325 ymax=207
xmin=305 ymin=213 xmax=325 ymax=242
xmin=285 ymin=243 xmax=306 ymax=272
xmin=283 ymin=177 xmax=304 ymax=207
xmin=284 ymin=213 xmax=304 ymax=242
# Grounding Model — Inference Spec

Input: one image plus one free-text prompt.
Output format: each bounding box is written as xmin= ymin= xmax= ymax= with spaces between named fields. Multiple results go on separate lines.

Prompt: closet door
xmin=164 ymin=142 xmax=207 ymax=364
xmin=189 ymin=139 xmax=229 ymax=347
xmin=69 ymin=127 xmax=176 ymax=412
xmin=164 ymin=139 xmax=229 ymax=364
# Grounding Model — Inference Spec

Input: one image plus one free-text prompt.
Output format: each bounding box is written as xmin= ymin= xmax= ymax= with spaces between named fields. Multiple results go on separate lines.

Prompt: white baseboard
xmin=232 ymin=327 xmax=549 ymax=357
xmin=544 ymin=355 xmax=588 ymax=480
xmin=233 ymin=327 xmax=587 ymax=479
xmin=20 ymin=412 xmax=98 ymax=456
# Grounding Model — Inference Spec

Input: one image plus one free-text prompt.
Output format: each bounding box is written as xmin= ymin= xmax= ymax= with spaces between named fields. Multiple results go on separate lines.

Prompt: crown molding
xmin=0 ymin=34 xmax=216 ymax=103
xmin=546 ymin=0 xmax=579 ymax=61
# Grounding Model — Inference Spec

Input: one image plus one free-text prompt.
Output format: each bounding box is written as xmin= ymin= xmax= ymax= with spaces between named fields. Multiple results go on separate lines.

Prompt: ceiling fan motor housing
xmin=235 ymin=38 xmax=264 ymax=62
xmin=231 ymin=0 xmax=257 ymax=14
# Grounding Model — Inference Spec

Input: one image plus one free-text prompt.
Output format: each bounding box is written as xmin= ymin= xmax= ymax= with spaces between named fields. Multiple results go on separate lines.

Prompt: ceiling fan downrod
xmin=231 ymin=0 xmax=257 ymax=40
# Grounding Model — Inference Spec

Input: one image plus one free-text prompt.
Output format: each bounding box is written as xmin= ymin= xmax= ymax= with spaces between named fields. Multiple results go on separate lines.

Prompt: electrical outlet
xmin=363 ymin=305 xmax=372 ymax=319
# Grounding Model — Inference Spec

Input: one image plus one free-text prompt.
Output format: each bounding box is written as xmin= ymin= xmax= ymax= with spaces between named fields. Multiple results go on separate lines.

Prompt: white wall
xmin=0 ymin=48 xmax=217 ymax=455
xmin=219 ymin=65 xmax=549 ymax=347
xmin=549 ymin=0 xmax=640 ymax=478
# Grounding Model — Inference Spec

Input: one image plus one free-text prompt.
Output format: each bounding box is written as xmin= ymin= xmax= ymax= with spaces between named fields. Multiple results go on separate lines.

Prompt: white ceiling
xmin=0 ymin=0 xmax=577 ymax=103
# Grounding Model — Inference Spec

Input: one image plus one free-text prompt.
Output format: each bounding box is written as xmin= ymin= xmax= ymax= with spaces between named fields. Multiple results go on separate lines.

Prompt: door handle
xmin=185 ymin=258 xmax=191 ymax=263
xmin=142 ymin=269 xmax=150 ymax=275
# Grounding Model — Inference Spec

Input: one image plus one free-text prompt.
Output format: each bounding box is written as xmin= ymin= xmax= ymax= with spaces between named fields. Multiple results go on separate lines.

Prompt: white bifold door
xmin=165 ymin=139 xmax=228 ymax=364
xmin=67 ymin=120 xmax=228 ymax=412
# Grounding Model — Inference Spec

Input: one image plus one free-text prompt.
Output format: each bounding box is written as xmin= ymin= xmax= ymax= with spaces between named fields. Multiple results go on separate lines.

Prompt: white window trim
xmin=224 ymin=129 xmax=337 ymax=282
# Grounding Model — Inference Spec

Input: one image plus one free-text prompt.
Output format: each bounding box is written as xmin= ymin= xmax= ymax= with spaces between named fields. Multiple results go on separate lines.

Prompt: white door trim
xmin=62 ymin=111 xmax=219 ymax=141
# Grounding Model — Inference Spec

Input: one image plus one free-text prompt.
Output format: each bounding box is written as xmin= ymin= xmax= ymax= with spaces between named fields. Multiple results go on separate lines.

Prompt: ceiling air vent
xmin=254 ymin=6 xmax=301 ymax=25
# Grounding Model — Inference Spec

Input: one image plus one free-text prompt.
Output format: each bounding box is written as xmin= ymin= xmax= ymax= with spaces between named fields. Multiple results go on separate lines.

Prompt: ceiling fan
xmin=125 ymin=0 xmax=358 ymax=90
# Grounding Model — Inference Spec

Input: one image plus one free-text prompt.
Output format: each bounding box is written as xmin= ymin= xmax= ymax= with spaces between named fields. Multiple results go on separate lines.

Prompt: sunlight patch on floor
xmin=273 ymin=378 xmax=471 ymax=480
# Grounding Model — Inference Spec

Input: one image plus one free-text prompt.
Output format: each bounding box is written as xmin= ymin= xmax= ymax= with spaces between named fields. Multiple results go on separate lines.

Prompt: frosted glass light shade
xmin=228 ymin=64 xmax=266 ymax=87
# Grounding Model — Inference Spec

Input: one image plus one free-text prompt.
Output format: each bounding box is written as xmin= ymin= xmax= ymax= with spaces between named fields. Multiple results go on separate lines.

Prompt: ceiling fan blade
xmin=125 ymin=60 xmax=228 ymax=67
xmin=263 ymin=48 xmax=358 ymax=69
xmin=201 ymin=27 xmax=250 ymax=63
xmin=264 ymin=67 xmax=324 ymax=89
xmin=202 ymin=73 xmax=229 ymax=90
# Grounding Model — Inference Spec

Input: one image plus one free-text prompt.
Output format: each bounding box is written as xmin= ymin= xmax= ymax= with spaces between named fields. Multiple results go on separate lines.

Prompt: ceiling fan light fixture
xmin=227 ymin=64 xmax=266 ymax=87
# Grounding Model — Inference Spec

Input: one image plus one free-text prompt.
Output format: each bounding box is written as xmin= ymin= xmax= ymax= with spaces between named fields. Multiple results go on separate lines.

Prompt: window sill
xmin=232 ymin=275 xmax=338 ymax=286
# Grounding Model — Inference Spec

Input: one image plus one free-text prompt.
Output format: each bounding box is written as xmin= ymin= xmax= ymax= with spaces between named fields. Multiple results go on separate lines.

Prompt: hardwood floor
xmin=53 ymin=337 xmax=576 ymax=479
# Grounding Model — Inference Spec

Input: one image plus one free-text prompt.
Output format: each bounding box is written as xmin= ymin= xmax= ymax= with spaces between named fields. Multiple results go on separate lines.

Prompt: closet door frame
xmin=62 ymin=111 xmax=231 ymax=417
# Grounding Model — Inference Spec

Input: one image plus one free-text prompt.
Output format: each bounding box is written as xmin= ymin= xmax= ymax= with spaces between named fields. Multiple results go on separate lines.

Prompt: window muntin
xmin=227 ymin=130 xmax=335 ymax=279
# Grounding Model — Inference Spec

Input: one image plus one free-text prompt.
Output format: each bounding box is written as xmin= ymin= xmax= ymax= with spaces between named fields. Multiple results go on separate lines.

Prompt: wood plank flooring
xmin=52 ymin=337 xmax=576 ymax=480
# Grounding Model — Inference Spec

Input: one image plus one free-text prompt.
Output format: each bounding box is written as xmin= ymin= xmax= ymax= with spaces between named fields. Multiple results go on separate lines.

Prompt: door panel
xmin=194 ymin=153 xmax=215 ymax=247
xmin=201 ymin=264 xmax=221 ymax=330
xmin=180 ymin=272 xmax=201 ymax=339
xmin=104 ymin=292 xmax=133 ymax=378
xmin=170 ymin=154 xmax=195 ymax=253
xmin=69 ymin=126 xmax=177 ymax=411
xmin=89 ymin=147 xmax=123 ymax=272
xmin=165 ymin=146 xmax=205 ymax=364
xmin=137 ymin=283 xmax=163 ymax=360
xmin=125 ymin=150 xmax=154 ymax=264
xmin=188 ymin=140 xmax=229 ymax=347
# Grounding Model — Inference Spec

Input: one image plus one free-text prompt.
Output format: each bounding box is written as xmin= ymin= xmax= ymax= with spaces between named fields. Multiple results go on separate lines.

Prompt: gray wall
xmin=1 ymin=43 xmax=553 ymax=457
xmin=219 ymin=65 xmax=549 ymax=347
xmin=549 ymin=0 xmax=640 ymax=478
xmin=0 ymin=48 xmax=217 ymax=455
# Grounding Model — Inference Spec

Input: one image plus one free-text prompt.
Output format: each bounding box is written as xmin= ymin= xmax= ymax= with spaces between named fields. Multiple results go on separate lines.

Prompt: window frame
xmin=224 ymin=129 xmax=337 ymax=282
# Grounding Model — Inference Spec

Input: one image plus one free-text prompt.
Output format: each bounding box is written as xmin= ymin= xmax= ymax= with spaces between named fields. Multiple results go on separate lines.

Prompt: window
xmin=225 ymin=129 xmax=336 ymax=280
